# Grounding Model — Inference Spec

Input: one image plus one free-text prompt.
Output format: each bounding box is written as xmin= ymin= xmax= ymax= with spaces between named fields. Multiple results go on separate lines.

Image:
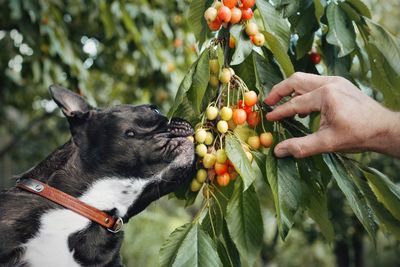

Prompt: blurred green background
xmin=0 ymin=0 xmax=399 ymax=266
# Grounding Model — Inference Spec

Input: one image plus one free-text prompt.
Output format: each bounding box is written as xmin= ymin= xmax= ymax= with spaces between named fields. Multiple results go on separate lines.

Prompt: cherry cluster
xmin=189 ymin=56 xmax=274 ymax=193
xmin=204 ymin=0 xmax=264 ymax=47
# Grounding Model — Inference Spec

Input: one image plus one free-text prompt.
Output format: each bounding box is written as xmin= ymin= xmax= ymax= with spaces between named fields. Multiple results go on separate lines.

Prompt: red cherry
xmin=238 ymin=100 xmax=252 ymax=114
xmin=233 ymin=109 xmax=247 ymax=125
xmin=230 ymin=7 xmax=242 ymax=24
xmin=223 ymin=0 xmax=238 ymax=9
xmin=241 ymin=0 xmax=255 ymax=9
xmin=215 ymin=162 xmax=229 ymax=175
xmin=208 ymin=17 xmax=222 ymax=31
xmin=310 ymin=52 xmax=321 ymax=64
xmin=218 ymin=6 xmax=232 ymax=23
xmin=241 ymin=8 xmax=253 ymax=20
xmin=247 ymin=111 xmax=261 ymax=127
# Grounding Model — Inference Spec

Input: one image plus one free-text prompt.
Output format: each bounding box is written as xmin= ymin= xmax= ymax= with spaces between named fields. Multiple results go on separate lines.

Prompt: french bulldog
xmin=0 ymin=85 xmax=195 ymax=267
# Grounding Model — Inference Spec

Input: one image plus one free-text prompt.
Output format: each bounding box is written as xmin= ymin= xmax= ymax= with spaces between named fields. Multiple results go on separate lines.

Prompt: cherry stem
xmin=217 ymin=26 xmax=231 ymax=108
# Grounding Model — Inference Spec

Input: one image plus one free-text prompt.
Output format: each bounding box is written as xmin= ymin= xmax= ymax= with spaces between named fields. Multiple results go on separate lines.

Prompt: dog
xmin=0 ymin=85 xmax=195 ymax=267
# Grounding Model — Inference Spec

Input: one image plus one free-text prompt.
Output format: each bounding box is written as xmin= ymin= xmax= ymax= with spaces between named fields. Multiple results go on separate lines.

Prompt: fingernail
xmin=274 ymin=145 xmax=289 ymax=158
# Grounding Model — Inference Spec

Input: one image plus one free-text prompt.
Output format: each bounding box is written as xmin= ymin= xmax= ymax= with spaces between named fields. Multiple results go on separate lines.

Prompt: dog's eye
xmin=125 ymin=130 xmax=135 ymax=138
xmin=150 ymin=106 xmax=160 ymax=114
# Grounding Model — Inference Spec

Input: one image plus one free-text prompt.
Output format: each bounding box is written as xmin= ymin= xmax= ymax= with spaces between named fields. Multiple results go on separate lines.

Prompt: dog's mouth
xmin=166 ymin=118 xmax=194 ymax=137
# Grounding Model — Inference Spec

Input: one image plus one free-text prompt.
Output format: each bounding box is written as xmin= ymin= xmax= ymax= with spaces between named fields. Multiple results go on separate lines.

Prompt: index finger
xmin=264 ymin=72 xmax=335 ymax=106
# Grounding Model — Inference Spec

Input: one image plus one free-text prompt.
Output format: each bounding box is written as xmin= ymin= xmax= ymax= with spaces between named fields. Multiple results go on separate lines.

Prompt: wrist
xmin=371 ymin=110 xmax=400 ymax=157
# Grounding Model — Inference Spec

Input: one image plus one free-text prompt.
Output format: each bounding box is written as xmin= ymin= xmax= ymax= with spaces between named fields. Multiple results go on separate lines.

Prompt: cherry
xmin=203 ymin=153 xmax=217 ymax=168
xmin=241 ymin=8 xmax=253 ymax=20
xmin=213 ymin=1 xmax=223 ymax=9
xmin=204 ymin=132 xmax=214 ymax=145
xmin=233 ymin=109 xmax=247 ymax=125
xmin=190 ymin=179 xmax=202 ymax=192
xmin=220 ymin=106 xmax=233 ymax=121
xmin=196 ymin=144 xmax=207 ymax=157
xmin=208 ymin=17 xmax=222 ymax=31
xmin=206 ymin=106 xmax=219 ymax=120
xmin=204 ymin=7 xmax=218 ymax=23
xmin=252 ymin=32 xmax=265 ymax=47
xmin=260 ymin=132 xmax=273 ymax=148
xmin=187 ymin=136 xmax=195 ymax=143
xmin=218 ymin=6 xmax=232 ymax=23
xmin=209 ymin=75 xmax=220 ymax=87
xmin=219 ymin=68 xmax=232 ymax=84
xmin=209 ymin=59 xmax=220 ymax=74
xmin=223 ymin=0 xmax=238 ymax=8
xmin=217 ymin=173 xmax=230 ymax=186
xmin=247 ymin=111 xmax=261 ymax=127
xmin=196 ymin=169 xmax=208 ymax=183
xmin=238 ymin=100 xmax=252 ymax=114
xmin=230 ymin=7 xmax=242 ymax=24
xmin=245 ymin=22 xmax=258 ymax=36
xmin=310 ymin=52 xmax=321 ymax=64
xmin=217 ymin=120 xmax=229 ymax=133
xmin=241 ymin=0 xmax=255 ymax=9
xmin=215 ymin=162 xmax=229 ymax=175
xmin=244 ymin=90 xmax=258 ymax=106
xmin=216 ymin=148 xmax=227 ymax=163
xmin=195 ymin=129 xmax=207 ymax=143
xmin=247 ymin=136 xmax=261 ymax=150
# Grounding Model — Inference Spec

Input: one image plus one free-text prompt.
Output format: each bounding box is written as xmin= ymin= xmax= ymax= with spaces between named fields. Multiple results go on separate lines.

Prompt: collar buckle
xmin=108 ymin=217 xmax=124 ymax=233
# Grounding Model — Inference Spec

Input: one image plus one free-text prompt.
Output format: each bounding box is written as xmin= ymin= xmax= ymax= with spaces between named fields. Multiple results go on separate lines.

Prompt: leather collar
xmin=16 ymin=178 xmax=123 ymax=233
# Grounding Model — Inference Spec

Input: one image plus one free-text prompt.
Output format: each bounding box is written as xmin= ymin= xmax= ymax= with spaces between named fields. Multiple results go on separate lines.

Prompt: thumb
xmin=274 ymin=131 xmax=332 ymax=158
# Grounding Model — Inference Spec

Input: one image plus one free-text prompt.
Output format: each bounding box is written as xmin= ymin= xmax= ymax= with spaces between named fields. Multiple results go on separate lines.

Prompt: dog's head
xmin=49 ymin=85 xmax=195 ymax=218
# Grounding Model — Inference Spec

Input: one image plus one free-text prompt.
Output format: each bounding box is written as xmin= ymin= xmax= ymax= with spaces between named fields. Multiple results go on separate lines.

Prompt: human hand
xmin=264 ymin=72 xmax=400 ymax=158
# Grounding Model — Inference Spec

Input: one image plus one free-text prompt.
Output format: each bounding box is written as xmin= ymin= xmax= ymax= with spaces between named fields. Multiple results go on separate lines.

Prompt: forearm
xmin=370 ymin=110 xmax=400 ymax=158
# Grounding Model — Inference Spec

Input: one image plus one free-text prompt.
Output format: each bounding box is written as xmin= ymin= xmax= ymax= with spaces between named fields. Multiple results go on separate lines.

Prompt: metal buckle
xmin=107 ymin=217 xmax=124 ymax=233
xmin=18 ymin=178 xmax=44 ymax=193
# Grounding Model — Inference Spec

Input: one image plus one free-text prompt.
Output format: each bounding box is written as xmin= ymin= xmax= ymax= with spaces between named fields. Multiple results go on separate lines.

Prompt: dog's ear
xmin=49 ymin=85 xmax=91 ymax=119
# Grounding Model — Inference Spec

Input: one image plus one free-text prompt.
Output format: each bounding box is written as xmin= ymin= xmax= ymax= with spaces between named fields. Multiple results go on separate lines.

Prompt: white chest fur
xmin=21 ymin=177 xmax=150 ymax=267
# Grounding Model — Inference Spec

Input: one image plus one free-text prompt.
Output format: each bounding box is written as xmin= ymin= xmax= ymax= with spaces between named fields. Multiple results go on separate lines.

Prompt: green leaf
xmin=351 ymin=169 xmax=400 ymax=239
xmin=322 ymin=37 xmax=352 ymax=79
xmin=168 ymin=60 xmax=196 ymax=118
xmin=168 ymin=50 xmax=211 ymax=124
xmin=323 ymin=154 xmax=378 ymax=241
xmin=346 ymin=0 xmax=371 ymax=18
xmin=313 ymin=0 xmax=325 ymax=23
xmin=257 ymin=0 xmax=291 ymax=52
xmin=160 ymin=223 xmax=192 ymax=267
xmin=262 ymin=31 xmax=295 ymax=78
xmin=362 ymin=168 xmax=400 ymax=221
xmin=162 ymin=223 xmax=223 ymax=267
xmin=186 ymin=50 xmax=210 ymax=114
xmin=230 ymin=24 xmax=253 ymax=65
xmin=254 ymin=49 xmax=283 ymax=96
xmin=188 ymin=0 xmax=213 ymax=47
xmin=364 ymin=18 xmax=400 ymax=75
xmin=364 ymin=43 xmax=400 ymax=109
xmin=297 ymin=158 xmax=334 ymax=242
xmin=326 ymin=3 xmax=356 ymax=57
xmin=225 ymin=135 xmax=256 ymax=191
xmin=232 ymin=51 xmax=257 ymax=92
xmin=226 ymin=180 xmax=264 ymax=266
xmin=217 ymin=222 xmax=242 ymax=267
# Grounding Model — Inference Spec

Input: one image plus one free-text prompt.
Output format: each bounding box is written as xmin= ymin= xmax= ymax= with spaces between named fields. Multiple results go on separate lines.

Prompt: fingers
xmin=264 ymin=72 xmax=335 ymax=106
xmin=266 ymin=89 xmax=322 ymax=121
xmin=274 ymin=130 xmax=333 ymax=158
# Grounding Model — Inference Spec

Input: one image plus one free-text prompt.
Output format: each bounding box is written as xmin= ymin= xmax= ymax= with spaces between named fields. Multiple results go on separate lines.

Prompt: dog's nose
xmin=167 ymin=118 xmax=194 ymax=137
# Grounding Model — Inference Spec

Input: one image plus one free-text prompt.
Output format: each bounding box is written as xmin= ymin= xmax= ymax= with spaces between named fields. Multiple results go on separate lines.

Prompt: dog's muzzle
xmin=167 ymin=118 xmax=194 ymax=137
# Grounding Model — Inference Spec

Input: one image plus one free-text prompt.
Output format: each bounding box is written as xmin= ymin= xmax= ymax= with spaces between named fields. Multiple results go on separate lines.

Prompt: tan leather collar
xmin=17 ymin=178 xmax=123 ymax=233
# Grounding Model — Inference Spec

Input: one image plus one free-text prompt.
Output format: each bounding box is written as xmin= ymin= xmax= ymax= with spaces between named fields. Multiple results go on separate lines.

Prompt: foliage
xmin=161 ymin=0 xmax=400 ymax=265
xmin=1 ymin=0 xmax=400 ymax=266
